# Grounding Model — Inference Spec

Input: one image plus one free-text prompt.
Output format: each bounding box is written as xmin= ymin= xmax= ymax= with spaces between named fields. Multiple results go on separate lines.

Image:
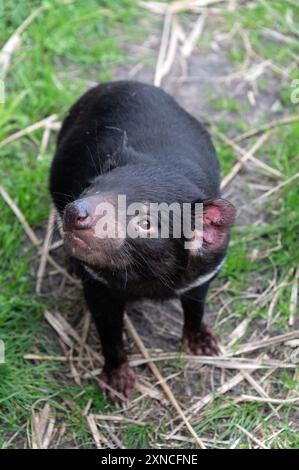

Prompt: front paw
xmin=100 ymin=361 xmax=136 ymax=405
xmin=182 ymin=324 xmax=219 ymax=356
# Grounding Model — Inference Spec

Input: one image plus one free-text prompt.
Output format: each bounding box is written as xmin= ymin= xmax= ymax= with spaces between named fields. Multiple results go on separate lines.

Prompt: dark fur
xmin=50 ymin=81 xmax=235 ymax=402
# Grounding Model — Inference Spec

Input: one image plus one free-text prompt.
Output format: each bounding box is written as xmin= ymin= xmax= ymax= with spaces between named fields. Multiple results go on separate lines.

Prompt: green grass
xmin=194 ymin=397 xmax=299 ymax=449
xmin=0 ymin=0 xmax=298 ymax=449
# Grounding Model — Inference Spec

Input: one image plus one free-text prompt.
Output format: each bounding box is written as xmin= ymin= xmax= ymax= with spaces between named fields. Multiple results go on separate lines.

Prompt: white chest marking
xmin=175 ymin=257 xmax=226 ymax=295
xmin=83 ymin=265 xmax=110 ymax=287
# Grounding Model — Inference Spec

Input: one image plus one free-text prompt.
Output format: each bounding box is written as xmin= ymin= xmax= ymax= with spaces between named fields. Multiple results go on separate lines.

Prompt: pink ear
xmin=202 ymin=199 xmax=236 ymax=250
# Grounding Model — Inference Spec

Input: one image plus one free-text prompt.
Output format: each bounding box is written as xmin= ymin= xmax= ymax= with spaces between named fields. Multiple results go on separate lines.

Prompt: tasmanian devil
xmin=50 ymin=80 xmax=236 ymax=403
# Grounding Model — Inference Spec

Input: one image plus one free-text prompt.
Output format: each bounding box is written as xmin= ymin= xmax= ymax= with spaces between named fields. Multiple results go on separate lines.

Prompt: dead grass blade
xmin=37 ymin=125 xmax=52 ymax=161
xmin=86 ymin=414 xmax=109 ymax=449
xmin=47 ymin=257 xmax=80 ymax=285
xmin=0 ymin=6 xmax=46 ymax=78
xmin=167 ymin=369 xmax=257 ymax=438
xmin=240 ymin=370 xmax=280 ymax=418
xmin=0 ymin=185 xmax=40 ymax=244
xmin=236 ymin=424 xmax=269 ymax=449
xmin=101 ymin=424 xmax=126 ymax=449
xmin=93 ymin=415 xmax=147 ymax=426
xmin=31 ymin=403 xmax=56 ymax=449
xmin=181 ymin=10 xmax=207 ymax=58
xmin=44 ymin=310 xmax=103 ymax=364
xmin=129 ymin=353 xmax=295 ymax=369
xmin=233 ymin=330 xmax=299 ymax=355
xmin=2 ymin=423 xmax=27 ymax=449
xmin=227 ymin=318 xmax=249 ymax=347
xmin=266 ymin=272 xmax=291 ymax=329
xmin=135 ymin=382 xmax=165 ymax=402
xmin=241 ymin=370 xmax=269 ymax=399
xmin=220 ymin=132 xmax=270 ymax=190
xmin=48 ymin=239 xmax=64 ymax=251
xmin=216 ymin=131 xmax=282 ymax=179
xmin=157 ymin=18 xmax=179 ymax=86
xmin=262 ymin=27 xmax=297 ymax=46
xmin=44 ymin=310 xmax=74 ymax=348
xmin=79 ymin=310 xmax=92 ymax=363
xmin=0 ymin=188 xmax=77 ymax=284
xmin=0 ymin=114 xmax=59 ymax=150
xmin=154 ymin=8 xmax=174 ymax=86
xmin=256 ymin=172 xmax=299 ymax=203
xmin=36 ymin=205 xmax=56 ymax=293
xmin=124 ymin=314 xmax=206 ymax=449
xmin=139 ymin=0 xmax=225 ymax=15
xmin=239 ymin=395 xmax=299 ymax=405
xmin=235 ymin=115 xmax=299 ymax=143
xmin=24 ymin=354 xmax=90 ymax=362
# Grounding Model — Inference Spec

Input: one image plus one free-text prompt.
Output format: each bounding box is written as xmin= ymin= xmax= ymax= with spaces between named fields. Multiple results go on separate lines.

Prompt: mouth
xmin=64 ymin=231 xmax=92 ymax=254
xmin=63 ymin=230 xmax=129 ymax=269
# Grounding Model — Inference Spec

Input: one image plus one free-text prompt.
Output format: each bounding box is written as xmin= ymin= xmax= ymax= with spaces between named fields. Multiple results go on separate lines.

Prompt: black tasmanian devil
xmin=50 ymin=81 xmax=236 ymax=403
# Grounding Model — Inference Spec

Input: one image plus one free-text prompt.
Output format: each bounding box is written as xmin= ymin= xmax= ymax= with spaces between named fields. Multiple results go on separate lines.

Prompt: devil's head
xmin=62 ymin=163 xmax=236 ymax=287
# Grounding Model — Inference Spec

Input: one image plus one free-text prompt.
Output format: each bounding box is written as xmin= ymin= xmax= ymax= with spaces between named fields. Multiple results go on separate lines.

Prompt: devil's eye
xmin=138 ymin=218 xmax=151 ymax=230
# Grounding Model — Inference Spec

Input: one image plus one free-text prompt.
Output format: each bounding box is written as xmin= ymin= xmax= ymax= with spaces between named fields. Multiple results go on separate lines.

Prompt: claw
xmin=183 ymin=324 xmax=219 ymax=356
xmin=100 ymin=362 xmax=136 ymax=405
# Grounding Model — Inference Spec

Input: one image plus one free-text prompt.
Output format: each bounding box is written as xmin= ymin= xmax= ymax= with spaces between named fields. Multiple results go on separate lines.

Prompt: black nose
xmin=63 ymin=201 xmax=93 ymax=231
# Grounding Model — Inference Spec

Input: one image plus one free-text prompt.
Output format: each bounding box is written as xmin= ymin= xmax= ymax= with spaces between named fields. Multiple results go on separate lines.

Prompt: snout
xmin=62 ymin=194 xmax=126 ymax=267
xmin=63 ymin=200 xmax=94 ymax=232
xmin=63 ymin=199 xmax=97 ymax=258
